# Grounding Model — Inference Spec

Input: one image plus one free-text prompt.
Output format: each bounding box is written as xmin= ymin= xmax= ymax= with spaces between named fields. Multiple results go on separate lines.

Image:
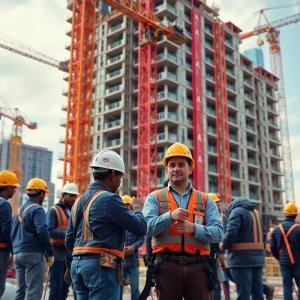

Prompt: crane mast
xmin=240 ymin=10 xmax=300 ymax=203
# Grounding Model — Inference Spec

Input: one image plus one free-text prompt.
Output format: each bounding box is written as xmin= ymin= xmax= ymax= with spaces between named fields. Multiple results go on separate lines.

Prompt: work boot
xmin=265 ymin=286 xmax=275 ymax=300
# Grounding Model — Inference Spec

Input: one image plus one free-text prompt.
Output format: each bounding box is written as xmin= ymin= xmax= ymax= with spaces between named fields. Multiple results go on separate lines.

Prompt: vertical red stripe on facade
xmin=191 ymin=9 xmax=205 ymax=191
xmin=213 ymin=20 xmax=232 ymax=203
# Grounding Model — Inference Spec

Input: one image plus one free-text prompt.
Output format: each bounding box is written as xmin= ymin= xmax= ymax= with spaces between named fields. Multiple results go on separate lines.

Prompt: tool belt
xmin=156 ymin=253 xmax=208 ymax=265
xmin=98 ymin=252 xmax=131 ymax=287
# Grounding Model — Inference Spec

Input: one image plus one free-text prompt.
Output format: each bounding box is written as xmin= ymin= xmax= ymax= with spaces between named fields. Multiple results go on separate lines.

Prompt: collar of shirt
xmin=89 ymin=182 xmax=112 ymax=192
xmin=0 ymin=193 xmax=8 ymax=200
xmin=167 ymin=181 xmax=193 ymax=196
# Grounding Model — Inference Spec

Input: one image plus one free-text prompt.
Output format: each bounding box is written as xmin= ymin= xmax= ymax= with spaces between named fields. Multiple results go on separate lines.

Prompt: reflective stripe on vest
xmin=72 ymin=190 xmax=125 ymax=258
xmin=50 ymin=205 xmax=69 ymax=245
xmin=18 ymin=204 xmax=38 ymax=223
xmin=0 ymin=243 xmax=8 ymax=248
xmin=152 ymin=188 xmax=210 ymax=256
xmin=230 ymin=209 xmax=264 ymax=250
xmin=278 ymin=223 xmax=299 ymax=264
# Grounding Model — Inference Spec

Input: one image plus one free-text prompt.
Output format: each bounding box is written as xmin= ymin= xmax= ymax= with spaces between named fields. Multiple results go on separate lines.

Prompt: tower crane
xmin=240 ymin=6 xmax=300 ymax=203
xmin=0 ymin=33 xmax=69 ymax=72
xmin=64 ymin=0 xmax=193 ymax=198
xmin=0 ymin=107 xmax=37 ymax=214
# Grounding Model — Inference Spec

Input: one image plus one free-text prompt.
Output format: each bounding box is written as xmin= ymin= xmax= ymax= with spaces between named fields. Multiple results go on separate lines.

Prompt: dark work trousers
xmin=156 ymin=261 xmax=210 ymax=300
xmin=49 ymin=260 xmax=71 ymax=300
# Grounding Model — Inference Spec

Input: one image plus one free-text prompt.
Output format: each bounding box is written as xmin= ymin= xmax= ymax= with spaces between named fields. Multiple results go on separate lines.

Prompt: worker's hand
xmin=170 ymin=208 xmax=190 ymax=222
xmin=174 ymin=220 xmax=195 ymax=234
xmin=125 ymin=245 xmax=135 ymax=256
xmin=218 ymin=254 xmax=225 ymax=266
xmin=131 ymin=196 xmax=143 ymax=209
xmin=46 ymin=256 xmax=54 ymax=268
xmin=219 ymin=242 xmax=225 ymax=252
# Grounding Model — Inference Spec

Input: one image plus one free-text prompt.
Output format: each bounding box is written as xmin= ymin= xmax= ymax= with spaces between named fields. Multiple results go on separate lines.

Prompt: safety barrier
xmin=264 ymin=257 xmax=282 ymax=286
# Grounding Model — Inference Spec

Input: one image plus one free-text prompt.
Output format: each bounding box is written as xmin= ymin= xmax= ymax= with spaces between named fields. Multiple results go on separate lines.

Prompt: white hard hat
xmin=90 ymin=150 xmax=129 ymax=178
xmin=61 ymin=183 xmax=79 ymax=195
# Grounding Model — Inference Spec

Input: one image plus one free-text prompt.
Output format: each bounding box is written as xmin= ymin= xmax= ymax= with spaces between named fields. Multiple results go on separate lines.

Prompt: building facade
xmin=0 ymin=139 xmax=55 ymax=210
xmin=62 ymin=1 xmax=284 ymax=224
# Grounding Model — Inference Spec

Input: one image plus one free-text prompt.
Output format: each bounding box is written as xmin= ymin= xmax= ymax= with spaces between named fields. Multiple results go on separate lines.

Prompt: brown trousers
xmin=156 ymin=261 xmax=210 ymax=300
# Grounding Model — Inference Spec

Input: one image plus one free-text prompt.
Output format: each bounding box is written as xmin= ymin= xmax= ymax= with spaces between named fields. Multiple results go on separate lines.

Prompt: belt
xmin=156 ymin=254 xmax=208 ymax=265
xmin=73 ymin=255 xmax=99 ymax=260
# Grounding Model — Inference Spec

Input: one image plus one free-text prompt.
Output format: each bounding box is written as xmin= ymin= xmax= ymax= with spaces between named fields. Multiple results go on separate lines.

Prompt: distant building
xmin=0 ymin=139 xmax=55 ymax=210
xmin=244 ymin=48 xmax=265 ymax=68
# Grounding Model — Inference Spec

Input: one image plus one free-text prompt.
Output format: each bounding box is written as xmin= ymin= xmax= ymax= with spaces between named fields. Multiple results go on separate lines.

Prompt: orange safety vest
xmin=278 ymin=223 xmax=299 ymax=264
xmin=230 ymin=209 xmax=264 ymax=250
xmin=0 ymin=197 xmax=8 ymax=248
xmin=18 ymin=204 xmax=38 ymax=223
xmin=50 ymin=205 xmax=69 ymax=245
xmin=72 ymin=190 xmax=124 ymax=259
xmin=152 ymin=187 xmax=210 ymax=256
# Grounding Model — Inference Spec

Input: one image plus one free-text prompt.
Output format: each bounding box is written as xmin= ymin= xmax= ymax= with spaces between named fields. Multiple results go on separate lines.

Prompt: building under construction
xmin=60 ymin=0 xmax=284 ymax=225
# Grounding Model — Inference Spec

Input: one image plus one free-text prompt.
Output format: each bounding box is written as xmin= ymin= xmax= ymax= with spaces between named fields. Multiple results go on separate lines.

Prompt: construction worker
xmin=119 ymin=195 xmax=144 ymax=300
xmin=209 ymin=193 xmax=230 ymax=300
xmin=271 ymin=203 xmax=300 ymax=300
xmin=142 ymin=142 xmax=223 ymax=300
xmin=11 ymin=178 xmax=54 ymax=300
xmin=266 ymin=227 xmax=274 ymax=255
xmin=47 ymin=183 xmax=79 ymax=300
xmin=65 ymin=149 xmax=147 ymax=300
xmin=220 ymin=197 xmax=265 ymax=300
xmin=0 ymin=171 xmax=20 ymax=299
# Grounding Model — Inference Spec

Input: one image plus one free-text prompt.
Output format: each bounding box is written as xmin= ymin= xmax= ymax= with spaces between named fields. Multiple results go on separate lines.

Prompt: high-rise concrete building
xmin=62 ymin=1 xmax=284 ymax=225
xmin=0 ymin=139 xmax=55 ymax=211
xmin=244 ymin=47 xmax=265 ymax=68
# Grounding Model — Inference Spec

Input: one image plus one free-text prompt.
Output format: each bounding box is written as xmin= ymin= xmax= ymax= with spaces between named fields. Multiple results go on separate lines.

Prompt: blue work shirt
xmin=0 ymin=193 xmax=12 ymax=253
xmin=11 ymin=198 xmax=54 ymax=257
xmin=142 ymin=182 xmax=223 ymax=244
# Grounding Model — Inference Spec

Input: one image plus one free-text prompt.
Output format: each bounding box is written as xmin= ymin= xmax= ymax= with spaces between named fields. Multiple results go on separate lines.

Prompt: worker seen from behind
xmin=209 ymin=193 xmax=230 ymax=300
xmin=143 ymin=142 xmax=223 ymax=300
xmin=220 ymin=197 xmax=266 ymax=300
xmin=11 ymin=178 xmax=54 ymax=300
xmin=119 ymin=195 xmax=144 ymax=300
xmin=271 ymin=203 xmax=300 ymax=300
xmin=65 ymin=150 xmax=147 ymax=300
xmin=0 ymin=171 xmax=20 ymax=299
xmin=47 ymin=183 xmax=79 ymax=300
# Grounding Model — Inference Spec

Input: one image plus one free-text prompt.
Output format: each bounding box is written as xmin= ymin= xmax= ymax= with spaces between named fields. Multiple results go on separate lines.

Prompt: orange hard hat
xmin=25 ymin=178 xmax=50 ymax=195
xmin=122 ymin=195 xmax=132 ymax=205
xmin=0 ymin=171 xmax=20 ymax=187
xmin=161 ymin=142 xmax=194 ymax=168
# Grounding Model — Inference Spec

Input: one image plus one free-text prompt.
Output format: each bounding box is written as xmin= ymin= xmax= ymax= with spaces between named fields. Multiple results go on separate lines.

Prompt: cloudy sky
xmin=0 ymin=0 xmax=299 ymax=203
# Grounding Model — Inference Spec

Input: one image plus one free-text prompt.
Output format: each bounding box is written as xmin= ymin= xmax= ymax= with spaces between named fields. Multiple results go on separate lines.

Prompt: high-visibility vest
xmin=278 ymin=223 xmax=300 ymax=264
xmin=50 ymin=205 xmax=69 ymax=245
xmin=0 ymin=197 xmax=8 ymax=248
xmin=152 ymin=187 xmax=210 ymax=256
xmin=71 ymin=190 xmax=124 ymax=259
xmin=18 ymin=204 xmax=38 ymax=223
xmin=230 ymin=209 xmax=264 ymax=251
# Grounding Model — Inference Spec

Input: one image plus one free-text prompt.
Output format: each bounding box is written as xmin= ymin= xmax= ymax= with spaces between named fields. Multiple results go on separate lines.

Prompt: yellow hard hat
xmin=269 ymin=227 xmax=274 ymax=232
xmin=283 ymin=203 xmax=298 ymax=216
xmin=0 ymin=171 xmax=20 ymax=187
xmin=25 ymin=178 xmax=50 ymax=195
xmin=161 ymin=142 xmax=194 ymax=168
xmin=208 ymin=193 xmax=220 ymax=202
xmin=122 ymin=195 xmax=132 ymax=205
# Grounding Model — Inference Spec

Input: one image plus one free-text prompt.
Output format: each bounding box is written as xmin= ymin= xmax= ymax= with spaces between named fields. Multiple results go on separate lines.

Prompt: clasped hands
xmin=170 ymin=208 xmax=195 ymax=234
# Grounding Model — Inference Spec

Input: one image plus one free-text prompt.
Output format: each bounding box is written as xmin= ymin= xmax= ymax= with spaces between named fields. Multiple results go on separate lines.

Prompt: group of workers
xmin=0 ymin=141 xmax=299 ymax=300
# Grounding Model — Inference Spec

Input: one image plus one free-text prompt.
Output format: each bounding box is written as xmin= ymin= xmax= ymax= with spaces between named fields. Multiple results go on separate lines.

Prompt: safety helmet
xmin=90 ymin=150 xmax=129 ymax=177
xmin=208 ymin=193 xmax=220 ymax=202
xmin=161 ymin=142 xmax=194 ymax=168
xmin=122 ymin=195 xmax=132 ymax=205
xmin=283 ymin=203 xmax=298 ymax=216
xmin=25 ymin=178 xmax=50 ymax=195
xmin=269 ymin=227 xmax=274 ymax=232
xmin=0 ymin=171 xmax=20 ymax=187
xmin=61 ymin=183 xmax=79 ymax=195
